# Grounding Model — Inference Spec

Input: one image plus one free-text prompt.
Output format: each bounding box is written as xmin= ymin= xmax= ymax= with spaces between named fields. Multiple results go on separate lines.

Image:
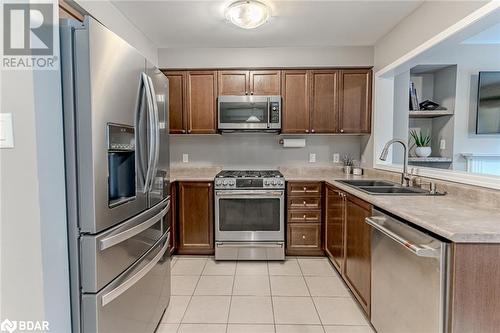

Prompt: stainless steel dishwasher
xmin=366 ymin=209 xmax=450 ymax=333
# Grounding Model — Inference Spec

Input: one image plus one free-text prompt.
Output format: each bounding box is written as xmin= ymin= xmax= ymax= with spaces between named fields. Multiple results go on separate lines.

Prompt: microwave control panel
xmin=270 ymin=102 xmax=280 ymax=123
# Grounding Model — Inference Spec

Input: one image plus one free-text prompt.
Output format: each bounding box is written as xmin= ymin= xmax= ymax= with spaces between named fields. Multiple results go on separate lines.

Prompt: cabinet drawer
xmin=288 ymin=182 xmax=322 ymax=197
xmin=288 ymin=197 xmax=321 ymax=210
xmin=287 ymin=224 xmax=321 ymax=248
xmin=288 ymin=210 xmax=322 ymax=223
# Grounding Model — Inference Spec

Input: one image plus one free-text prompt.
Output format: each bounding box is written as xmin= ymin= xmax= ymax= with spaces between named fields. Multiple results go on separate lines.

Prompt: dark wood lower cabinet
xmin=169 ymin=182 xmax=177 ymax=255
xmin=344 ymin=194 xmax=372 ymax=317
xmin=177 ymin=181 xmax=214 ymax=254
xmin=324 ymin=184 xmax=346 ymax=272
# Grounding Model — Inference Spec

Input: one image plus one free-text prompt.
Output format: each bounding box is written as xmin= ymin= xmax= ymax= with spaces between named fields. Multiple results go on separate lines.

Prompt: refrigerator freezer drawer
xmin=82 ymin=231 xmax=170 ymax=333
xmin=81 ymin=198 xmax=170 ymax=292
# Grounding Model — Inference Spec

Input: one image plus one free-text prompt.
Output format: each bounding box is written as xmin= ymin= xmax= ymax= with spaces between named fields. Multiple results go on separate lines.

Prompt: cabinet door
xmin=164 ymin=71 xmax=186 ymax=134
xmin=310 ymin=70 xmax=338 ymax=133
xmin=325 ymin=185 xmax=345 ymax=272
xmin=169 ymin=182 xmax=177 ymax=255
xmin=282 ymin=70 xmax=310 ymax=134
xmin=178 ymin=182 xmax=214 ymax=254
xmin=249 ymin=70 xmax=281 ymax=95
xmin=338 ymin=69 xmax=372 ymax=134
xmin=344 ymin=195 xmax=372 ymax=316
xmin=218 ymin=70 xmax=249 ymax=95
xmin=186 ymin=71 xmax=218 ymax=134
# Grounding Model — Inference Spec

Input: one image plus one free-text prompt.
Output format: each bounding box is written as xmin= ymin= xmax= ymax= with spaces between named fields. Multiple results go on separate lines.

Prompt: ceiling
xmin=112 ymin=0 xmax=423 ymax=48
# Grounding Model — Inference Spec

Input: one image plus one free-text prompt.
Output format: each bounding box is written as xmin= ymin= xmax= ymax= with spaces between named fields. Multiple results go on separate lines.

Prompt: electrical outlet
xmin=333 ymin=153 xmax=340 ymax=163
xmin=309 ymin=153 xmax=316 ymax=163
xmin=182 ymin=154 xmax=189 ymax=163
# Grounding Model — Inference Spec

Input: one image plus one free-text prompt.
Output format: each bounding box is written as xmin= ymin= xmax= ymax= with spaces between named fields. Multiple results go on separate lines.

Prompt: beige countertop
xmin=170 ymin=166 xmax=500 ymax=243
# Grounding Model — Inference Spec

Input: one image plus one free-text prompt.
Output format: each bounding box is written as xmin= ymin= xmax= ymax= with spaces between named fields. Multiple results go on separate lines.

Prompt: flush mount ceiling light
xmin=225 ymin=0 xmax=271 ymax=29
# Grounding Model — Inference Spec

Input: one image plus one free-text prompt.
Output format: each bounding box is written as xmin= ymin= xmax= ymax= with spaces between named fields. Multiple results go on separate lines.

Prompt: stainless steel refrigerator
xmin=60 ymin=16 xmax=170 ymax=333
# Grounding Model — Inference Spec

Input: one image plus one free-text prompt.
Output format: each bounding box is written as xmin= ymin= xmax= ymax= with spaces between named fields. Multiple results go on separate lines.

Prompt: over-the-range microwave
xmin=217 ymin=95 xmax=281 ymax=132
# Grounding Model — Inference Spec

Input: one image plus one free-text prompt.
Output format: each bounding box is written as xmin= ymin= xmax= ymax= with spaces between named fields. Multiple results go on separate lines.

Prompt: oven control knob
xmin=272 ymin=180 xmax=277 ymax=185
xmin=223 ymin=180 xmax=228 ymax=186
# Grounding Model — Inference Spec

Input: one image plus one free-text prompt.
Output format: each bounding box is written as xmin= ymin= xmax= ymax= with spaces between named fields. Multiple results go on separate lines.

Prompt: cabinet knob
xmin=340 ymin=129 xmax=344 ymax=133
xmin=302 ymin=235 xmax=306 ymax=239
xmin=303 ymin=201 xmax=307 ymax=206
xmin=303 ymin=214 xmax=307 ymax=219
xmin=188 ymin=129 xmax=192 ymax=134
xmin=250 ymin=91 xmax=254 ymax=95
xmin=245 ymin=91 xmax=248 ymax=95
xmin=182 ymin=129 xmax=186 ymax=133
xmin=311 ymin=129 xmax=315 ymax=133
xmin=305 ymin=129 xmax=309 ymax=133
xmin=303 ymin=187 xmax=307 ymax=191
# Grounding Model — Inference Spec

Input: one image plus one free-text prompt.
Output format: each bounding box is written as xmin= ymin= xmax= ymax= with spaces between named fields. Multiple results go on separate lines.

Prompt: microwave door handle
xmin=146 ymin=75 xmax=160 ymax=192
xmin=267 ymin=98 xmax=271 ymax=128
xmin=142 ymin=73 xmax=155 ymax=194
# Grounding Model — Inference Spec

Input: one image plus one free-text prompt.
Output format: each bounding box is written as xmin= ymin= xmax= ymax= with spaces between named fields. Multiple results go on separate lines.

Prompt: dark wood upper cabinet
xmin=282 ymin=70 xmax=310 ymax=134
xmin=325 ymin=184 xmax=345 ymax=272
xmin=218 ymin=70 xmax=249 ymax=95
xmin=310 ymin=70 xmax=339 ymax=133
xmin=186 ymin=71 xmax=218 ymax=134
xmin=218 ymin=70 xmax=281 ymax=95
xmin=177 ymin=181 xmax=214 ymax=254
xmin=338 ymin=69 xmax=372 ymax=134
xmin=249 ymin=70 xmax=281 ymax=95
xmin=344 ymin=194 xmax=372 ymax=316
xmin=164 ymin=71 xmax=186 ymax=134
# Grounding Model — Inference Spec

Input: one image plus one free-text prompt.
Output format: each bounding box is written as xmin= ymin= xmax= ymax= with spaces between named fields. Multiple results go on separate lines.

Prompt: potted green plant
xmin=410 ymin=129 xmax=432 ymax=157
xmin=342 ymin=154 xmax=354 ymax=174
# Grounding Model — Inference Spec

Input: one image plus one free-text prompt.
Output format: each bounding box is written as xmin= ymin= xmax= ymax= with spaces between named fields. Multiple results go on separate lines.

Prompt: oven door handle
xmin=216 ymin=190 xmax=284 ymax=197
xmin=216 ymin=242 xmax=284 ymax=248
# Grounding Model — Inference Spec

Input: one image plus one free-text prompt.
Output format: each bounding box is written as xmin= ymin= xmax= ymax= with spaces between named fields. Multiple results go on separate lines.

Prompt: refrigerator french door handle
xmin=101 ymin=232 xmax=170 ymax=307
xmin=146 ymin=75 xmax=160 ymax=192
xmin=99 ymin=200 xmax=170 ymax=251
xmin=142 ymin=73 xmax=156 ymax=194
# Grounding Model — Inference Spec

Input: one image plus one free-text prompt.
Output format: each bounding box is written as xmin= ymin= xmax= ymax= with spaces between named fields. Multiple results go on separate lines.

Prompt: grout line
xmin=297 ymin=258 xmax=326 ymax=333
xmin=226 ymin=264 xmax=237 ymax=333
xmin=175 ymin=258 xmax=209 ymax=333
xmin=266 ymin=261 xmax=277 ymax=333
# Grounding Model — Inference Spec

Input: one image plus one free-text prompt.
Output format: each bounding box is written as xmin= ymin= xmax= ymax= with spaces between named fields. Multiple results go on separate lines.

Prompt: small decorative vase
xmin=415 ymin=146 xmax=432 ymax=158
xmin=344 ymin=166 xmax=352 ymax=174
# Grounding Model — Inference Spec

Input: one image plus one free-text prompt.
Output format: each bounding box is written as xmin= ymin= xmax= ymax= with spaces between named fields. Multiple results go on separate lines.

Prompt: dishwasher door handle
xmin=366 ymin=217 xmax=439 ymax=258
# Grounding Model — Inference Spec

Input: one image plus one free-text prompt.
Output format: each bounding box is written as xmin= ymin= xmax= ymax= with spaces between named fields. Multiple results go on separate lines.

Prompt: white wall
xmin=75 ymin=0 xmax=159 ymax=64
xmin=171 ymin=134 xmax=362 ymax=169
xmin=363 ymin=1 xmax=490 ymax=168
xmin=374 ymin=1 xmax=487 ymax=71
xmin=158 ymin=46 xmax=373 ymax=68
xmin=416 ymin=44 xmax=500 ymax=171
xmin=1 ymin=58 xmax=71 ymax=332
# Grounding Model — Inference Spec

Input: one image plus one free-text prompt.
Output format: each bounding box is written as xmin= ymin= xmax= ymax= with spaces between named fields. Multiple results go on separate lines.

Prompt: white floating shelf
xmin=409 ymin=157 xmax=453 ymax=163
xmin=409 ymin=110 xmax=454 ymax=118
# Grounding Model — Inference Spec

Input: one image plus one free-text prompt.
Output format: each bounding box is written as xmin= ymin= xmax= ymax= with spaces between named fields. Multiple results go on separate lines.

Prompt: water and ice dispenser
xmin=107 ymin=124 xmax=136 ymax=207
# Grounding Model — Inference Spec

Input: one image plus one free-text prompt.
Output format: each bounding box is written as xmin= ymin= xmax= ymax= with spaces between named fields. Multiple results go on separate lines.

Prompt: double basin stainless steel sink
xmin=337 ymin=179 xmax=433 ymax=196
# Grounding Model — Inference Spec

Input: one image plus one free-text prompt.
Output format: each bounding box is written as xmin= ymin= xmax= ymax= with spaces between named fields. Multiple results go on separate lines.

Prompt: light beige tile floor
xmin=158 ymin=256 xmax=373 ymax=333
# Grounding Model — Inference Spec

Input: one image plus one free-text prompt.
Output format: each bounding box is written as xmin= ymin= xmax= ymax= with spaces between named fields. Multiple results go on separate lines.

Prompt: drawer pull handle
xmin=303 ymin=214 xmax=307 ymax=219
xmin=302 ymin=235 xmax=306 ymax=239
xmin=303 ymin=187 xmax=307 ymax=191
xmin=303 ymin=201 xmax=307 ymax=205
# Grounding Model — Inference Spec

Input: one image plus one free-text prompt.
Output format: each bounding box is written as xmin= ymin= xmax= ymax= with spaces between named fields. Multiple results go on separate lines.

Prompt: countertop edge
xmin=327 ymin=180 xmax=500 ymax=244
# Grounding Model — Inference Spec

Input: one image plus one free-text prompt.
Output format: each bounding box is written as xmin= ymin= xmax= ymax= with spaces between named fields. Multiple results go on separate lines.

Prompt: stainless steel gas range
xmin=214 ymin=170 xmax=285 ymax=260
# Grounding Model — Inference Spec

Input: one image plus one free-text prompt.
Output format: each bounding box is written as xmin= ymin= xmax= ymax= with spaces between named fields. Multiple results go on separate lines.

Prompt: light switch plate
xmin=333 ymin=153 xmax=340 ymax=163
xmin=182 ymin=154 xmax=189 ymax=163
xmin=309 ymin=153 xmax=316 ymax=163
xmin=0 ymin=113 xmax=14 ymax=149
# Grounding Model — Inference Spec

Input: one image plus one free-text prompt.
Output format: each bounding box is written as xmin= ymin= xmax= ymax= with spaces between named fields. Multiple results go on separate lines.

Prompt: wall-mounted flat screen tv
xmin=476 ymin=71 xmax=500 ymax=134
